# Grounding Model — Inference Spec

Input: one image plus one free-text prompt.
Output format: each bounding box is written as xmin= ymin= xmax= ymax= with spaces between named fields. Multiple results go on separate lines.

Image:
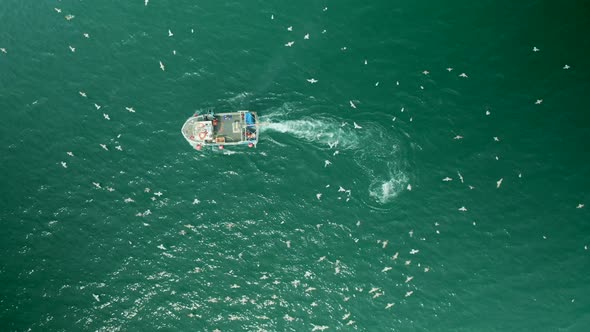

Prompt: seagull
xmin=271 ymin=14 xmax=274 ymax=20
xmin=401 ymin=107 xmax=405 ymax=112
xmin=92 ymin=294 xmax=100 ymax=302
xmin=115 ymin=146 xmax=122 ymax=151
xmin=316 ymin=193 xmax=322 ymax=200
xmin=563 ymin=64 xmax=570 ymax=69
xmin=0 ymin=48 xmax=6 ymax=54
xmin=496 ymin=178 xmax=503 ymax=188
xmin=61 ymin=161 xmax=67 ymax=168
xmin=284 ymin=41 xmax=294 ymax=47
xmin=154 ymin=192 xmax=163 ymax=197
xmin=342 ymin=313 xmax=351 ymax=320
xmin=307 ymin=78 xmax=318 ymax=83
xmin=405 ymin=276 xmax=414 ymax=283
xmin=103 ymin=114 xmax=110 ymax=120
xmin=287 ymin=26 xmax=293 ymax=31
xmin=422 ymin=70 xmax=429 ymax=75
xmin=159 ymin=61 xmax=165 ymax=71
xmin=124 ymin=198 xmax=135 ymax=203
xmin=94 ymin=103 xmax=101 ymax=110
xmin=192 ymin=198 xmax=200 ymax=205
xmin=577 ymin=204 xmax=584 ymax=209
xmin=446 ymin=67 xmax=453 ymax=72
xmin=486 ymin=110 xmax=491 ymax=115
xmin=386 ymin=303 xmax=395 ymax=309
xmin=407 ymin=184 xmax=412 ymax=191
xmin=69 ymin=46 xmax=75 ymax=52
xmin=67 ymin=152 xmax=74 ymax=157
xmin=453 ymin=135 xmax=463 ymax=140
xmin=443 ymin=177 xmax=453 ymax=182
xmin=172 ymin=50 xmax=176 ymax=55
xmin=375 ymin=82 xmax=379 ymax=86
xmin=79 ymin=91 xmax=87 ymax=97
xmin=83 ymin=33 xmax=89 ymax=38
xmin=493 ymin=137 xmax=500 ymax=141
xmin=533 ymin=46 xmax=540 ymax=52
xmin=145 ymin=0 xmax=149 ymax=6
xmin=54 ymin=8 xmax=61 ymax=13
xmin=324 ymin=160 xmax=331 ymax=167
xmin=349 ymin=100 xmax=356 ymax=108
xmin=125 ymin=107 xmax=135 ymax=112
xmin=535 ymin=99 xmax=543 ymax=104
xmin=100 ymin=144 xmax=108 ymax=151
xmin=323 ymin=7 xmax=328 ymax=11
xmin=364 ymin=59 xmax=368 ymax=65
xmin=353 ymin=122 xmax=362 ymax=129
xmin=65 ymin=15 xmax=75 ymax=21
xmin=168 ymin=29 xmax=173 ymax=37
xmin=328 ymin=140 xmax=339 ymax=148
xmin=457 ymin=172 xmax=464 ymax=183
xmin=382 ymin=266 xmax=392 ymax=272
xmin=392 ymin=252 xmax=399 ymax=260
xmin=369 ymin=287 xmax=380 ymax=294
xmin=333 ymin=150 xmax=339 ymax=156
xmin=92 ymin=182 xmax=101 ymax=188
xmin=459 ymin=73 xmax=468 ymax=78
xmin=322 ymin=29 xmax=327 ymax=34
xmin=405 ymin=291 xmax=413 ymax=297
xmin=410 ymin=249 xmax=419 ymax=255
xmin=338 ymin=186 xmax=346 ymax=192
xmin=458 ymin=206 xmax=467 ymax=212
xmin=304 ymin=33 xmax=309 ymax=39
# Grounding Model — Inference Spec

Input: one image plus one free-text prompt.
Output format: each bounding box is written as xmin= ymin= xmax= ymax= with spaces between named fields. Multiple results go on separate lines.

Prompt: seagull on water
xmin=563 ymin=64 xmax=570 ymax=69
xmin=287 ymin=26 xmax=293 ymax=31
xmin=446 ymin=67 xmax=453 ymax=72
xmin=375 ymin=82 xmax=379 ymax=86
xmin=307 ymin=78 xmax=318 ymax=83
xmin=159 ymin=61 xmax=165 ymax=71
xmin=497 ymin=178 xmax=503 ymax=188
xmin=486 ymin=110 xmax=491 ymax=115
xmin=304 ymin=33 xmax=309 ymax=39
xmin=145 ymin=0 xmax=149 ymax=6
xmin=453 ymin=135 xmax=463 ymax=140
xmin=353 ymin=122 xmax=362 ymax=129
xmin=535 ymin=99 xmax=543 ymax=104
xmin=0 ymin=48 xmax=6 ymax=54
xmin=316 ymin=193 xmax=322 ymax=200
xmin=458 ymin=206 xmax=467 ymax=212
xmin=125 ymin=107 xmax=135 ymax=112
xmin=577 ymin=204 xmax=584 ymax=209
xmin=271 ymin=14 xmax=274 ymax=20
xmin=79 ymin=91 xmax=87 ymax=97
xmin=324 ymin=160 xmax=331 ymax=167
xmin=83 ymin=33 xmax=89 ymax=38
xmin=284 ymin=41 xmax=294 ymax=47
xmin=422 ymin=70 xmax=429 ymax=75
xmin=168 ymin=29 xmax=173 ymax=37
xmin=533 ymin=46 xmax=540 ymax=52
xmin=459 ymin=73 xmax=468 ymax=78
xmin=407 ymin=184 xmax=412 ymax=191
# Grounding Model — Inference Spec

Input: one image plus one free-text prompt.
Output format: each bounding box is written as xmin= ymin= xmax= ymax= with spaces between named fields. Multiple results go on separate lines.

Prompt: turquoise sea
xmin=1 ymin=1 xmax=589 ymax=331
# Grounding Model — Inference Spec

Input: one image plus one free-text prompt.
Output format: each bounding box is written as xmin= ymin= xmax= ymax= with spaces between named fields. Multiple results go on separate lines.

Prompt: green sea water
xmin=1 ymin=0 xmax=589 ymax=331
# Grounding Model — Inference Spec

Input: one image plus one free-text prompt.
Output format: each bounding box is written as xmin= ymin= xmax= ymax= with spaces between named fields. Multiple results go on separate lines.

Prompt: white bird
xmin=115 ymin=146 xmax=122 ymax=151
xmin=311 ymin=325 xmax=328 ymax=332
xmin=446 ymin=67 xmax=453 ymax=72
xmin=453 ymin=135 xmax=463 ymax=140
xmin=422 ymin=70 xmax=429 ymax=75
xmin=0 ymin=48 xmax=6 ymax=54
xmin=316 ymin=193 xmax=322 ymax=200
xmin=410 ymin=249 xmax=419 ymax=255
xmin=457 ymin=172 xmax=464 ymax=183
xmin=168 ymin=29 xmax=173 ymax=37
xmin=338 ymin=186 xmax=346 ymax=192
xmin=496 ymin=178 xmax=503 ymax=188
xmin=407 ymin=184 xmax=412 ymax=191
xmin=342 ymin=313 xmax=350 ymax=320
xmin=172 ymin=50 xmax=176 ymax=55
xmin=284 ymin=41 xmax=294 ymax=47
xmin=333 ymin=150 xmax=339 ymax=156
xmin=323 ymin=7 xmax=328 ymax=11
xmin=61 ymin=161 xmax=67 ymax=168
xmin=443 ymin=177 xmax=453 ymax=182
xmin=324 ymin=160 xmax=331 ymax=167
xmin=159 ymin=61 xmax=165 ymax=71
xmin=577 ymin=204 xmax=584 ymax=209
xmin=405 ymin=276 xmax=414 ymax=283
xmin=145 ymin=0 xmax=149 ymax=6
xmin=364 ymin=59 xmax=368 ymax=65
xmin=353 ymin=122 xmax=362 ymax=129
xmin=271 ymin=14 xmax=274 ymax=20
xmin=369 ymin=287 xmax=380 ymax=294
xmin=535 ymin=99 xmax=543 ymax=105
xmin=396 ymin=81 xmax=399 ymax=85
xmin=154 ymin=192 xmax=163 ymax=197
xmin=533 ymin=46 xmax=540 ymax=52
xmin=459 ymin=73 xmax=468 ymax=78
xmin=322 ymin=29 xmax=327 ymax=34
xmin=125 ymin=107 xmax=135 ymax=112
xmin=349 ymin=100 xmax=356 ymax=108
xmin=83 ymin=33 xmax=89 ymax=38
xmin=69 ymin=46 xmax=75 ymax=52
xmin=392 ymin=252 xmax=399 ymax=260
xmin=304 ymin=33 xmax=309 ymax=39
xmin=65 ymin=15 xmax=75 ymax=21
xmin=92 ymin=182 xmax=101 ymax=188
xmin=124 ymin=198 xmax=135 ymax=203
xmin=458 ymin=206 xmax=467 ymax=212
xmin=382 ymin=266 xmax=392 ymax=272
xmin=401 ymin=107 xmax=405 ymax=112
xmin=563 ymin=64 xmax=570 ymax=69
xmin=375 ymin=82 xmax=379 ymax=86
xmin=385 ymin=303 xmax=395 ymax=309
xmin=103 ymin=113 xmax=110 ymax=120
xmin=67 ymin=152 xmax=74 ymax=157
xmin=94 ymin=103 xmax=101 ymax=110
xmin=328 ymin=140 xmax=339 ymax=149
xmin=192 ymin=198 xmax=200 ymax=205
xmin=79 ymin=91 xmax=87 ymax=97
xmin=92 ymin=294 xmax=100 ymax=302
xmin=54 ymin=8 xmax=62 ymax=13
xmin=493 ymin=137 xmax=500 ymax=141
xmin=405 ymin=291 xmax=413 ymax=297
xmin=100 ymin=144 xmax=108 ymax=151
xmin=486 ymin=110 xmax=491 ymax=115
xmin=307 ymin=78 xmax=318 ymax=83
xmin=287 ymin=26 xmax=293 ymax=31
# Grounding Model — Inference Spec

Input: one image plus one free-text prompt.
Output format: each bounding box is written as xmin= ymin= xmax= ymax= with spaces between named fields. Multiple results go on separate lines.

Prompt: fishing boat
xmin=181 ymin=110 xmax=259 ymax=150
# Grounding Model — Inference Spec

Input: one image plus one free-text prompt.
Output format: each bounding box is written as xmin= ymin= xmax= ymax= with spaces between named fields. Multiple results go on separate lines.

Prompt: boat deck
xmin=181 ymin=110 xmax=258 ymax=147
